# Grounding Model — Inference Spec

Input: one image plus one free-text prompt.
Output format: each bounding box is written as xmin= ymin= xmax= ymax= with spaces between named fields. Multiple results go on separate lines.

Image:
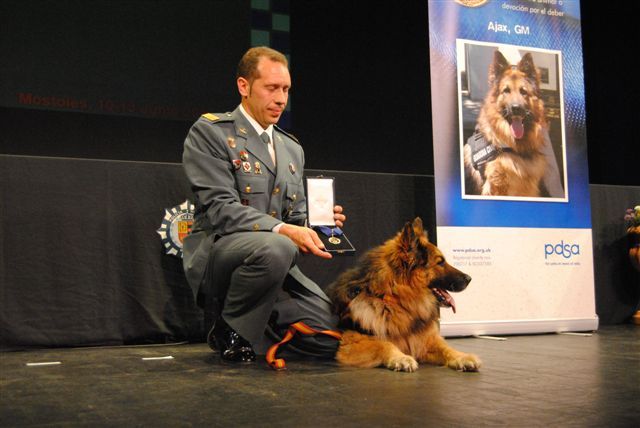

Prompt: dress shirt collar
xmin=238 ymin=104 xmax=274 ymax=141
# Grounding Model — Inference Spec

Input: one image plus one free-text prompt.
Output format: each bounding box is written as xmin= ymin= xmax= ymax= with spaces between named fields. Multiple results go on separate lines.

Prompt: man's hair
xmin=236 ymin=46 xmax=288 ymax=82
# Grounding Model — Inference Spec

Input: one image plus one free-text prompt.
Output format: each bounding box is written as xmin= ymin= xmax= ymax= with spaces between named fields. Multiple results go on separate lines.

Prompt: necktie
xmin=261 ymin=132 xmax=276 ymax=165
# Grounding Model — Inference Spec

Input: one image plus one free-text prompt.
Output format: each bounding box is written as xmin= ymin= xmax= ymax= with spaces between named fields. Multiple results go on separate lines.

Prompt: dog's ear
xmin=412 ymin=217 xmax=423 ymax=233
xmin=517 ymin=52 xmax=541 ymax=91
xmin=518 ymin=53 xmax=537 ymax=79
xmin=412 ymin=217 xmax=430 ymax=241
xmin=489 ymin=50 xmax=510 ymax=87
xmin=403 ymin=218 xmax=429 ymax=243
xmin=400 ymin=221 xmax=417 ymax=248
xmin=398 ymin=219 xmax=430 ymax=272
xmin=399 ymin=220 xmax=422 ymax=257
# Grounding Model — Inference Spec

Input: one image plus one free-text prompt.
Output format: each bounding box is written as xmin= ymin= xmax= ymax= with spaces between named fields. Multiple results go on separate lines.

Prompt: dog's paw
xmin=446 ymin=353 xmax=482 ymax=372
xmin=386 ymin=354 xmax=419 ymax=373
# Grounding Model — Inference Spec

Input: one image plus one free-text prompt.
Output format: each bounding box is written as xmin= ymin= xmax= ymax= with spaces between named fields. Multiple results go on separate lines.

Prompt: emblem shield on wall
xmin=157 ymin=200 xmax=195 ymax=258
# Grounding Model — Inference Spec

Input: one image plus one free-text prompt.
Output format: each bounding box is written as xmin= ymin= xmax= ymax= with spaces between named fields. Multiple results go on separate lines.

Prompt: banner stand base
xmin=441 ymin=317 xmax=599 ymax=338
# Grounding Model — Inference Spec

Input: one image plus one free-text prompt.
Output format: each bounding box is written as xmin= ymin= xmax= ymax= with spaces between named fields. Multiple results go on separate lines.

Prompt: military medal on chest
xmin=239 ymin=151 xmax=251 ymax=173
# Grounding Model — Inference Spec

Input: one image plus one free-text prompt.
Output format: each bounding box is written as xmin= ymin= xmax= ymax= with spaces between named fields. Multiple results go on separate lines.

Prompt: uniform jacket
xmin=181 ymin=107 xmax=330 ymax=304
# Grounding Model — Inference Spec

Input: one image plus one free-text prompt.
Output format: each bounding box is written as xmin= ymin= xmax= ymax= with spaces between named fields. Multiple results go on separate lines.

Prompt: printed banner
xmin=428 ymin=0 xmax=597 ymax=336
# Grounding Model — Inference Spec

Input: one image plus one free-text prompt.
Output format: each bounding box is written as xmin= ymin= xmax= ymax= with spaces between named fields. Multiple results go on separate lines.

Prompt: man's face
xmin=238 ymin=57 xmax=290 ymax=129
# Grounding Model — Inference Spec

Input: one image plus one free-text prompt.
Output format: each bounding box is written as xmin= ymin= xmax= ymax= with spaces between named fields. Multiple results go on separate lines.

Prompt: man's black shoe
xmin=211 ymin=318 xmax=256 ymax=363
xmin=206 ymin=320 xmax=218 ymax=352
xmin=205 ymin=311 xmax=218 ymax=352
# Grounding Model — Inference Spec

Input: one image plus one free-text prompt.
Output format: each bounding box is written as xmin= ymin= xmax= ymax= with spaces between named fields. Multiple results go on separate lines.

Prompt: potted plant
xmin=625 ymin=206 xmax=640 ymax=325
xmin=625 ymin=206 xmax=640 ymax=272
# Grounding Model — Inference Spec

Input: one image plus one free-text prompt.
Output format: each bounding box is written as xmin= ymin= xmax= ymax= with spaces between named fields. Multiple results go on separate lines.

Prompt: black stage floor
xmin=1 ymin=325 xmax=638 ymax=427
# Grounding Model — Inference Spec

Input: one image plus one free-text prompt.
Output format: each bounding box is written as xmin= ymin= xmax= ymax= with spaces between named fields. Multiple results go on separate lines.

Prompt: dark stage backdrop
xmin=0 ymin=0 xmax=249 ymax=162
xmin=0 ymin=155 xmax=435 ymax=349
xmin=1 ymin=155 xmax=637 ymax=350
xmin=0 ymin=1 xmax=637 ymax=185
xmin=0 ymin=0 xmax=248 ymax=121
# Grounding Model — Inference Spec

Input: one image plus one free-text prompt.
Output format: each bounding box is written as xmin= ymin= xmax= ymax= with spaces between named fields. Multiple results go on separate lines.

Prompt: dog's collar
xmin=339 ymin=317 xmax=373 ymax=336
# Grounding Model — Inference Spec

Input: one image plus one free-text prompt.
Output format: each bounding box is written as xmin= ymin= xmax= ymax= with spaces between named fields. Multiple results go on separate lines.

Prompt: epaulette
xmin=274 ymin=124 xmax=300 ymax=145
xmin=200 ymin=112 xmax=233 ymax=123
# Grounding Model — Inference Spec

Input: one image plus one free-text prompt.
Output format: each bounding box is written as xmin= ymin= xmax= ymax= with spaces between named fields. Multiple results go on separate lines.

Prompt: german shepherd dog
xmin=464 ymin=50 xmax=547 ymax=196
xmin=327 ymin=218 xmax=481 ymax=372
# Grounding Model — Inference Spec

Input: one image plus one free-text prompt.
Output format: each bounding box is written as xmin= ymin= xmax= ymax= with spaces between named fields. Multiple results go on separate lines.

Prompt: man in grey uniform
xmin=182 ymin=46 xmax=346 ymax=363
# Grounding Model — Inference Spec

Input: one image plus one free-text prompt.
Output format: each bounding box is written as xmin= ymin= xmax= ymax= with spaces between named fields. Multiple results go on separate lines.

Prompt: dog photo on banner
xmin=458 ymin=40 xmax=567 ymax=201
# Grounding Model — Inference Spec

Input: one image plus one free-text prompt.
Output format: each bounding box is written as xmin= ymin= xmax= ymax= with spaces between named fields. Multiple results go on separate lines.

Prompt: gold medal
xmin=328 ymin=236 xmax=341 ymax=245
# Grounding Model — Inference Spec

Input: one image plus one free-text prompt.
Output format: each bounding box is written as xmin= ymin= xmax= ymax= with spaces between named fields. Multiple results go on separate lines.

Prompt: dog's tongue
xmin=432 ymin=288 xmax=457 ymax=314
xmin=510 ymin=117 xmax=524 ymax=140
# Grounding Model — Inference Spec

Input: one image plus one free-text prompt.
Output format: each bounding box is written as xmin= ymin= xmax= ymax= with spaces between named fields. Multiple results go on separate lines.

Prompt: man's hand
xmin=333 ymin=205 xmax=346 ymax=228
xmin=278 ymin=224 xmax=332 ymax=259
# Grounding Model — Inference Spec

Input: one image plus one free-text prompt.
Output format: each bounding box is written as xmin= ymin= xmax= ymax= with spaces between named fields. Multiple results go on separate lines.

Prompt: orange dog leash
xmin=266 ymin=321 xmax=343 ymax=370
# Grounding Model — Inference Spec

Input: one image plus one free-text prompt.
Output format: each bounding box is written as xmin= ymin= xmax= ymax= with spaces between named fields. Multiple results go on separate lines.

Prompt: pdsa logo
xmin=544 ymin=240 xmax=581 ymax=260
